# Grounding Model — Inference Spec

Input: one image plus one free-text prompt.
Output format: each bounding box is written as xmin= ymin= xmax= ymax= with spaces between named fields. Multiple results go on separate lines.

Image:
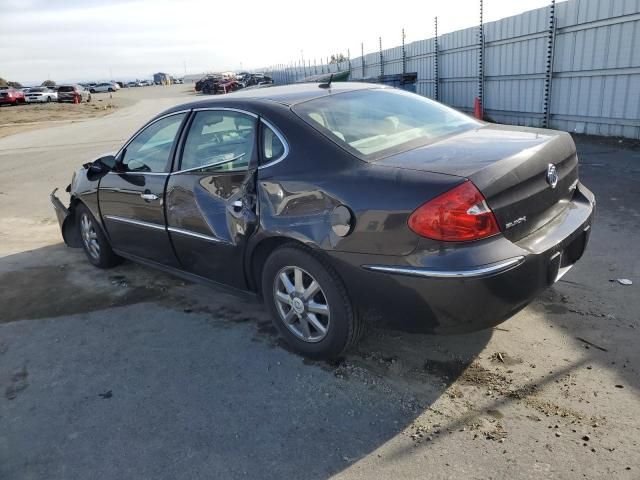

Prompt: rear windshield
xmin=58 ymin=86 xmax=75 ymax=92
xmin=292 ymin=88 xmax=480 ymax=161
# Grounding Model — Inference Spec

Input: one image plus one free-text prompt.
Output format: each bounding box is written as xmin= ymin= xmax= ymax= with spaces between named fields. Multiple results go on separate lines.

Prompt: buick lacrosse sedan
xmin=51 ymin=83 xmax=594 ymax=358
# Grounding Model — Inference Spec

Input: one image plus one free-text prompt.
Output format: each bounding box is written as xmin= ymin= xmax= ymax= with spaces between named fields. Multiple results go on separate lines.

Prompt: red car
xmin=0 ymin=88 xmax=26 ymax=106
xmin=217 ymin=78 xmax=240 ymax=94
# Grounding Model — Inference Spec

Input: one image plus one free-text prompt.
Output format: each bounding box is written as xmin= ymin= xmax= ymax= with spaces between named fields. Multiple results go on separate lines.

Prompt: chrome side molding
xmin=103 ymin=215 xmax=166 ymax=231
xmin=167 ymin=226 xmax=224 ymax=244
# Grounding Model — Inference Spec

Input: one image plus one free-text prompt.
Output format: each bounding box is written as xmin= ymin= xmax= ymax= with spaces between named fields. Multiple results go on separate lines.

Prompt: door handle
xmin=140 ymin=193 xmax=158 ymax=201
xmin=231 ymin=200 xmax=243 ymax=211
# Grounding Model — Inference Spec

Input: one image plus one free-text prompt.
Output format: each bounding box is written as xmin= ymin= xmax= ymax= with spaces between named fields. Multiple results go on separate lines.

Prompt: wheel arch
xmin=63 ymin=196 xmax=110 ymax=248
xmin=246 ymin=235 xmax=321 ymax=297
xmin=60 ymin=196 xmax=82 ymax=247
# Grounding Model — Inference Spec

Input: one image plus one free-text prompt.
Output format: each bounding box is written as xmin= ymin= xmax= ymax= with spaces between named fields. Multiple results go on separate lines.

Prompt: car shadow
xmin=0 ymin=242 xmax=492 ymax=479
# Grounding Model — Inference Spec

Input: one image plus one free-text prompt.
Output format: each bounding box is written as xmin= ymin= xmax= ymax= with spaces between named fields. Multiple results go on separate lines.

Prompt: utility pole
xmin=477 ymin=0 xmax=485 ymax=119
xmin=543 ymin=0 xmax=557 ymax=128
xmin=402 ymin=28 xmax=406 ymax=76
xmin=379 ymin=36 xmax=383 ymax=78
xmin=434 ymin=17 xmax=439 ymax=101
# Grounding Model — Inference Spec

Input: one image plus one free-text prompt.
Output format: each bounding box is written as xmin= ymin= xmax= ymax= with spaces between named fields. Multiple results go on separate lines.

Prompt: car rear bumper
xmin=326 ymin=183 xmax=595 ymax=334
xmin=58 ymin=94 xmax=79 ymax=102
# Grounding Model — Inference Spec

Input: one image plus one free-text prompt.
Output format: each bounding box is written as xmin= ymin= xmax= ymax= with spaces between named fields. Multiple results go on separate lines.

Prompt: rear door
xmin=164 ymin=108 xmax=260 ymax=289
xmin=99 ymin=111 xmax=188 ymax=266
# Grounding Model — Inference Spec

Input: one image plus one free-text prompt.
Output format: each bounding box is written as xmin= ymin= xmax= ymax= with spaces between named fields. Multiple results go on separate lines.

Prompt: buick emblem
xmin=546 ymin=163 xmax=558 ymax=189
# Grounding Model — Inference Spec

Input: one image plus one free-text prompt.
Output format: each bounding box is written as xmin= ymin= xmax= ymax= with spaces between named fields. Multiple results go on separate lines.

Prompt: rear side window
xmin=260 ymin=122 xmax=286 ymax=165
xmin=292 ymin=88 xmax=480 ymax=161
xmin=180 ymin=110 xmax=256 ymax=172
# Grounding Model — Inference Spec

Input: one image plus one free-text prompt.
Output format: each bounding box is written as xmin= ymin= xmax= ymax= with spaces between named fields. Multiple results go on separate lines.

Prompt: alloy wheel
xmin=273 ymin=266 xmax=330 ymax=343
xmin=80 ymin=213 xmax=100 ymax=260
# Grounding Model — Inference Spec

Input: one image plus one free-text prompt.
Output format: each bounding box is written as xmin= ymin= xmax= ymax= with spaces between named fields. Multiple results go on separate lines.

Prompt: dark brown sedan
xmin=51 ymin=83 xmax=595 ymax=358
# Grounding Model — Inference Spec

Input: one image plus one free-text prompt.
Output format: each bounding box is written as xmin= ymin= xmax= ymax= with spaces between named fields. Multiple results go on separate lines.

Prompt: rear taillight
xmin=408 ymin=180 xmax=500 ymax=242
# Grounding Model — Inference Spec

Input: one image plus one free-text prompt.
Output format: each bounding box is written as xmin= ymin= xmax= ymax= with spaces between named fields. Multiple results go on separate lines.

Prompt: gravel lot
xmin=0 ymin=85 xmax=190 ymax=138
xmin=0 ymin=85 xmax=638 ymax=479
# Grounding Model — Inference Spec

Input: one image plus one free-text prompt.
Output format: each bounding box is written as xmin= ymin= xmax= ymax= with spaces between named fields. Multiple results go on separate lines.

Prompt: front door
xmin=165 ymin=109 xmax=259 ymax=289
xmin=99 ymin=111 xmax=188 ymax=266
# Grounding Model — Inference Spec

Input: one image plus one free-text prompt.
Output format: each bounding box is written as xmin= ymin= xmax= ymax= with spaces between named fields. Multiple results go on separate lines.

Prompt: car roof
xmin=164 ymin=82 xmax=386 ymax=115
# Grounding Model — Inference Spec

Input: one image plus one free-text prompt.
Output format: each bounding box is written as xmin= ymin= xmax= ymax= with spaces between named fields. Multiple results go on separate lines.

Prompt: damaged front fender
xmin=50 ymin=188 xmax=81 ymax=248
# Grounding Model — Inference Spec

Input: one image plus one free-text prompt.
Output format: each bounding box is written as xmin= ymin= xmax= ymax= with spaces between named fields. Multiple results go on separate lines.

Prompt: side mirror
xmin=85 ymin=155 xmax=116 ymax=176
xmin=96 ymin=155 xmax=117 ymax=170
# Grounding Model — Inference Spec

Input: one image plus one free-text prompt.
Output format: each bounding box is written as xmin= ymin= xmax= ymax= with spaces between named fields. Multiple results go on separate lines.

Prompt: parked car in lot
xmin=195 ymin=75 xmax=220 ymax=92
xmin=57 ymin=85 xmax=91 ymax=103
xmin=0 ymin=88 xmax=26 ymax=106
xmin=24 ymin=86 xmax=58 ymax=103
xmin=51 ymin=83 xmax=595 ymax=358
xmin=89 ymin=82 xmax=117 ymax=93
xmin=238 ymin=73 xmax=273 ymax=89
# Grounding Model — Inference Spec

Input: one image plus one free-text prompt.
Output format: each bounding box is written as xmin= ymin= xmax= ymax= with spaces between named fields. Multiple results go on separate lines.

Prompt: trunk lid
xmin=373 ymin=124 xmax=579 ymax=241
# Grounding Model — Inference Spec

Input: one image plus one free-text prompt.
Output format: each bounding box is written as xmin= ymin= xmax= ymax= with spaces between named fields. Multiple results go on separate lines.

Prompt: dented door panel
xmin=165 ymin=171 xmax=257 ymax=288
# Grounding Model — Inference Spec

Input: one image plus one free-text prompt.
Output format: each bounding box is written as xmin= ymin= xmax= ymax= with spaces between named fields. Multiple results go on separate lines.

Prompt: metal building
xmin=263 ymin=0 xmax=640 ymax=139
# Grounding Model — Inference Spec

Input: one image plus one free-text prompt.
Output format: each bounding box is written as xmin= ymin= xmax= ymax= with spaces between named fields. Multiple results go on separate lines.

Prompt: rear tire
xmin=76 ymin=203 xmax=122 ymax=269
xmin=262 ymin=245 xmax=363 ymax=359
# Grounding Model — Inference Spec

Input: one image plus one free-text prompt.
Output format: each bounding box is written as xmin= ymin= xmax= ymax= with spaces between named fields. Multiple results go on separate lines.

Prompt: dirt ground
xmin=0 ymin=86 xmax=638 ymax=479
xmin=0 ymin=89 xmax=142 ymax=138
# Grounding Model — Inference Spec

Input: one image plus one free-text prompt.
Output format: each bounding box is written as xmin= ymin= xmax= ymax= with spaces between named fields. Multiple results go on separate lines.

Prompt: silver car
xmin=89 ymin=82 xmax=117 ymax=93
xmin=25 ymin=87 xmax=58 ymax=103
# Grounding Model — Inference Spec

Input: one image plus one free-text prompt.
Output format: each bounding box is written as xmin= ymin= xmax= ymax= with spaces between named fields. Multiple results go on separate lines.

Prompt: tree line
xmin=0 ymin=78 xmax=56 ymax=88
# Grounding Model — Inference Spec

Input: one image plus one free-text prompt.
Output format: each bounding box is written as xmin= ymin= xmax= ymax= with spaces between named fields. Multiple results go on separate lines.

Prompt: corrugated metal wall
xmin=261 ymin=0 xmax=640 ymax=139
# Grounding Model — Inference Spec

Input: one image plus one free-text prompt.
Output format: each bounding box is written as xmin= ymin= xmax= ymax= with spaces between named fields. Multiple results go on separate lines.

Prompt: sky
xmin=1 ymin=0 xmax=553 ymax=85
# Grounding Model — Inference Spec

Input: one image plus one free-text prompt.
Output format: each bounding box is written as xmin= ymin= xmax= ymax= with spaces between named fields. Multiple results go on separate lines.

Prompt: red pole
xmin=474 ymin=97 xmax=482 ymax=119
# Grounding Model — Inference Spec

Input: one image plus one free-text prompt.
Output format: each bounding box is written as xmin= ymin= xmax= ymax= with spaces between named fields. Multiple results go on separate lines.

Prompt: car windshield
xmin=28 ymin=88 xmax=46 ymax=92
xmin=58 ymin=86 xmax=74 ymax=92
xmin=292 ymin=88 xmax=480 ymax=161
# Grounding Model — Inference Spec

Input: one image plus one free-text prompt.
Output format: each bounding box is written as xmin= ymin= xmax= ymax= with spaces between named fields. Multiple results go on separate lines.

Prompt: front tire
xmin=76 ymin=203 xmax=122 ymax=268
xmin=262 ymin=245 xmax=363 ymax=359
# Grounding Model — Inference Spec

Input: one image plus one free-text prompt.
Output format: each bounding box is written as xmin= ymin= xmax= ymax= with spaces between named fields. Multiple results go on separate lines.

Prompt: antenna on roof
xmin=319 ymin=73 xmax=334 ymax=89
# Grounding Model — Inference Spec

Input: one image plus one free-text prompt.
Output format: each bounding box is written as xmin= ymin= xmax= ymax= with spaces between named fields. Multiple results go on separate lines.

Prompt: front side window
xmin=180 ymin=110 xmax=256 ymax=172
xmin=261 ymin=122 xmax=286 ymax=165
xmin=292 ymin=88 xmax=480 ymax=161
xmin=120 ymin=113 xmax=186 ymax=173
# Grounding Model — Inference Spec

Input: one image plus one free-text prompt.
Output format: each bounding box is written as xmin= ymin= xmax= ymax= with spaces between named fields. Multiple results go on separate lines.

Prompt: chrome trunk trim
xmin=362 ymin=256 xmax=525 ymax=279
